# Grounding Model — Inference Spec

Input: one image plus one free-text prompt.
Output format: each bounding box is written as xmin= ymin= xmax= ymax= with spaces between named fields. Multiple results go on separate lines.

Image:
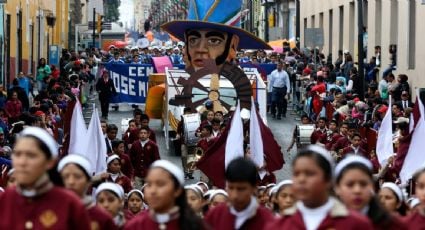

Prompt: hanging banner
xmin=103 ymin=63 xmax=276 ymax=103
xmin=104 ymin=63 xmax=154 ymax=103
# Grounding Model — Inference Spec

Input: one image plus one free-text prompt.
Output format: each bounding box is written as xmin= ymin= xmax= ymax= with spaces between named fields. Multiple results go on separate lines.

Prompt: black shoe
xmin=277 ymin=117 xmax=282 ymax=120
xmin=282 ymin=114 xmax=286 ymax=118
xmin=272 ymin=114 xmax=276 ymax=118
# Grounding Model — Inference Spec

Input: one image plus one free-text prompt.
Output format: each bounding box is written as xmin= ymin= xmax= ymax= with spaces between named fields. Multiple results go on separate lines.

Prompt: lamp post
xmin=357 ymin=0 xmax=365 ymax=100
xmin=263 ymin=0 xmax=270 ymax=42
xmin=296 ymin=0 xmax=300 ymax=48
xmin=46 ymin=13 xmax=56 ymax=63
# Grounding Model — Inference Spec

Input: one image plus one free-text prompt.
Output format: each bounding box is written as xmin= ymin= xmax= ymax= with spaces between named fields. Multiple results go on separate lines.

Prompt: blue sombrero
xmin=161 ymin=0 xmax=271 ymax=50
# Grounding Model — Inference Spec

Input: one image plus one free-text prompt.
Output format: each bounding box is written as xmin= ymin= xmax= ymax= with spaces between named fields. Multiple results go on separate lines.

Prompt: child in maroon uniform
xmin=140 ymin=114 xmax=156 ymax=143
xmin=334 ymin=155 xmax=406 ymax=230
xmin=58 ymin=154 xmax=117 ymax=230
xmin=129 ymin=126 xmax=160 ymax=189
xmin=103 ymin=155 xmax=132 ymax=193
xmin=0 ymin=127 xmax=91 ymax=230
xmin=125 ymin=189 xmax=145 ymax=221
xmin=111 ymin=140 xmax=134 ymax=179
xmin=124 ymin=160 xmax=205 ymax=230
xmin=96 ymin=182 xmax=127 ymax=228
xmin=205 ymin=157 xmax=274 ymax=229
xmin=266 ymin=145 xmax=374 ymax=230
xmin=122 ymin=119 xmax=139 ymax=150
xmin=405 ymin=168 xmax=425 ymax=229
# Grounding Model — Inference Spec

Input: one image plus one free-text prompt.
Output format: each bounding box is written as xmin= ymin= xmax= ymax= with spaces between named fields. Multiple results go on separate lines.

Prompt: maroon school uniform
xmin=123 ymin=129 xmax=139 ymax=148
xmin=204 ymin=203 xmax=274 ymax=230
xmin=342 ymin=146 xmax=367 ymax=158
xmin=197 ymin=137 xmax=216 ymax=152
xmin=107 ymin=173 xmax=133 ymax=194
xmin=87 ymin=204 xmax=118 ymax=230
xmin=373 ymin=214 xmax=407 ymax=230
xmin=129 ymin=140 xmax=160 ymax=179
xmin=331 ymin=136 xmax=350 ymax=152
xmin=0 ymin=186 xmax=91 ymax=230
xmin=325 ymin=133 xmax=342 ymax=150
xmin=149 ymin=128 xmax=157 ymax=143
xmin=119 ymin=153 xmax=134 ymax=179
xmin=257 ymin=172 xmax=276 ymax=186
xmin=124 ymin=210 xmax=179 ymax=230
xmin=265 ymin=199 xmax=373 ymax=230
xmin=404 ymin=211 xmax=425 ymax=230
xmin=124 ymin=209 xmax=142 ymax=222
xmin=311 ymin=128 xmax=327 ymax=144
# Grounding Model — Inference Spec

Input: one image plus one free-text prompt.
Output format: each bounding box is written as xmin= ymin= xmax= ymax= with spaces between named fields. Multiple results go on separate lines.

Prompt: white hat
xmin=335 ymin=155 xmax=372 ymax=178
xmin=240 ymin=108 xmax=251 ymax=120
xmin=185 ymin=184 xmax=204 ymax=197
xmin=58 ymin=154 xmax=92 ymax=177
xmin=20 ymin=127 xmax=58 ymax=158
xmin=150 ymin=160 xmax=184 ymax=186
xmin=381 ymin=182 xmax=404 ymax=203
xmin=196 ymin=181 xmax=209 ymax=191
xmin=274 ymin=180 xmax=293 ymax=192
xmin=303 ymin=145 xmax=335 ymax=172
xmin=269 ymin=186 xmax=279 ymax=197
xmin=209 ymin=189 xmax=228 ymax=202
xmin=394 ymin=117 xmax=409 ymax=124
xmin=95 ymin=182 xmax=124 ymax=199
xmin=128 ymin=189 xmax=144 ymax=200
xmin=177 ymin=41 xmax=185 ymax=47
xmin=107 ymin=155 xmax=120 ymax=165
xmin=7 ymin=168 xmax=14 ymax=177
xmin=407 ymin=197 xmax=420 ymax=209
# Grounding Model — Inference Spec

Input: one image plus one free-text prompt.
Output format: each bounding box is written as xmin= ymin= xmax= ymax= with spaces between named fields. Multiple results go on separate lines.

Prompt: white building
xmin=300 ymin=0 xmax=425 ymax=96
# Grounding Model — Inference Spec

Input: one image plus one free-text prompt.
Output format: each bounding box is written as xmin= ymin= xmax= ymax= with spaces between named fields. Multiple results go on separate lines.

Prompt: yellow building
xmin=3 ymin=0 xmax=69 ymax=84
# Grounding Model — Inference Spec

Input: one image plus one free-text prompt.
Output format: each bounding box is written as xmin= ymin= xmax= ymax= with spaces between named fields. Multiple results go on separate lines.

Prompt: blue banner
xmin=103 ymin=63 xmax=276 ymax=103
xmin=104 ymin=63 xmax=154 ymax=103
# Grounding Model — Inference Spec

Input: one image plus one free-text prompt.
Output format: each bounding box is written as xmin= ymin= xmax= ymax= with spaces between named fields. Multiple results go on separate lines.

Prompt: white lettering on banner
xmin=112 ymin=72 xmax=121 ymax=91
xmin=128 ymin=66 xmax=155 ymax=77
xmin=129 ymin=78 xmax=136 ymax=96
xmin=121 ymin=76 xmax=129 ymax=94
xmin=138 ymin=81 xmax=147 ymax=98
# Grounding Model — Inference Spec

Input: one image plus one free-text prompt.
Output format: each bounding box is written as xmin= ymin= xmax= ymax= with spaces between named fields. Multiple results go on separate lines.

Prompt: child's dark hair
xmin=168 ymin=171 xmax=205 ymax=230
xmin=225 ymin=157 xmax=257 ymax=186
xmin=112 ymin=140 xmax=124 ymax=150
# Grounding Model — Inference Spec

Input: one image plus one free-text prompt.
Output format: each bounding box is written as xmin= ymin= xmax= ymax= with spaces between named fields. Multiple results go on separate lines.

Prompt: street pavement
xmin=103 ymin=103 xmax=300 ymax=184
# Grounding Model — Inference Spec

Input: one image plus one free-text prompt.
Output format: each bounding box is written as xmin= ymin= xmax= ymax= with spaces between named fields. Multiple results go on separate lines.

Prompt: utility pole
xmin=357 ymin=0 xmax=365 ymax=100
xmin=92 ymin=8 xmax=96 ymax=49
xmin=296 ymin=0 xmax=300 ymax=48
xmin=264 ymin=1 xmax=269 ymax=42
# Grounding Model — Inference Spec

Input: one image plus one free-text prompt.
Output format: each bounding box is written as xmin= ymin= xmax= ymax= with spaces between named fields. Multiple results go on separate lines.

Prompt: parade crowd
xmin=0 ymin=40 xmax=423 ymax=230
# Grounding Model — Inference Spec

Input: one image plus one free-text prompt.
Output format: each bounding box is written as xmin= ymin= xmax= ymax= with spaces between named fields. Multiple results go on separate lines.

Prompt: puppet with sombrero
xmin=161 ymin=0 xmax=271 ymax=112
xmin=161 ymin=0 xmax=283 ymax=187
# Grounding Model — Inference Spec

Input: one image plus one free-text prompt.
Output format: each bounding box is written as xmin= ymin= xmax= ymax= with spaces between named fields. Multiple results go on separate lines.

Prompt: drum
xmin=183 ymin=114 xmax=201 ymax=146
xmin=296 ymin=124 xmax=315 ymax=145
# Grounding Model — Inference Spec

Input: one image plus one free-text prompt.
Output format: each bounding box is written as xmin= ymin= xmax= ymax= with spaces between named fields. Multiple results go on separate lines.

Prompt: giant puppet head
xmin=161 ymin=0 xmax=271 ymax=112
xmin=161 ymin=0 xmax=271 ymax=70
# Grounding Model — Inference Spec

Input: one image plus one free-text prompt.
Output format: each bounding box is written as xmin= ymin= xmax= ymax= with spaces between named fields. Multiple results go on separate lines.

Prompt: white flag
xmin=376 ymin=97 xmax=393 ymax=166
xmin=225 ymin=101 xmax=245 ymax=168
xmin=69 ymin=100 xmax=88 ymax=155
xmin=85 ymin=106 xmax=107 ymax=175
xmin=400 ymin=90 xmax=425 ymax=184
xmin=249 ymin=98 xmax=265 ymax=178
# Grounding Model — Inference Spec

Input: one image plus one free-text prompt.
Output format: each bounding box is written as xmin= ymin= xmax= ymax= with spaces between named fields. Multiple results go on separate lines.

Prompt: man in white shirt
xmin=269 ymin=62 xmax=291 ymax=119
